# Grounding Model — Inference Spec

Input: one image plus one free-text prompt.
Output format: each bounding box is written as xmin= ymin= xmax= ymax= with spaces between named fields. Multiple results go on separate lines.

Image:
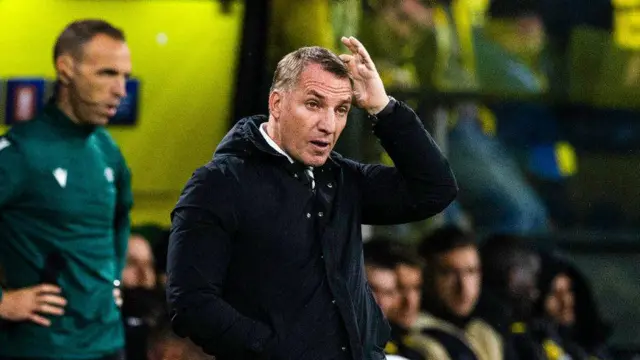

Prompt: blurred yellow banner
xmin=613 ymin=0 xmax=640 ymax=8
xmin=615 ymin=9 xmax=640 ymax=49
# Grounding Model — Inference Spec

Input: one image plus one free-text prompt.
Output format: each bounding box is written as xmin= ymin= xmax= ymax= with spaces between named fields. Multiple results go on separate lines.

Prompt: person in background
xmin=122 ymin=234 xmax=157 ymax=290
xmin=384 ymin=243 xmax=428 ymax=360
xmin=363 ymin=238 xmax=417 ymax=360
xmin=410 ymin=226 xmax=502 ymax=360
xmin=166 ymin=37 xmax=457 ymax=359
xmin=479 ymin=234 xmax=572 ymax=360
xmin=363 ymin=238 xmax=402 ymax=318
xmin=535 ymin=253 xmax=612 ymax=360
xmin=147 ymin=315 xmax=211 ymax=360
xmin=120 ymin=234 xmax=165 ymax=360
xmin=0 ymin=19 xmax=132 ymax=360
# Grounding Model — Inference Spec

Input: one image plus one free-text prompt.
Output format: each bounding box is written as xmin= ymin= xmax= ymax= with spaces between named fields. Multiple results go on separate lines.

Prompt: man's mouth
xmin=106 ymin=104 xmax=119 ymax=117
xmin=310 ymin=140 xmax=330 ymax=149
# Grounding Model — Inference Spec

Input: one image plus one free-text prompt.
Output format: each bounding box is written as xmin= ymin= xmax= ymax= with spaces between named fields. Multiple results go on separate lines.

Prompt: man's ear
xmin=55 ymin=54 xmax=75 ymax=85
xmin=268 ymin=90 xmax=283 ymax=121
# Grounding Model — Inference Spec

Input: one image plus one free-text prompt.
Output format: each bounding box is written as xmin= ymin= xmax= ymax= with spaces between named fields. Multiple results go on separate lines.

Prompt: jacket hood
xmin=214 ymin=115 xmax=343 ymax=169
xmin=213 ymin=115 xmax=281 ymax=160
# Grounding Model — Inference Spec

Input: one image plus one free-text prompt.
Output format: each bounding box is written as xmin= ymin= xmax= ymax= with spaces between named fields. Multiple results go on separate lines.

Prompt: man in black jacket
xmin=166 ymin=36 xmax=457 ymax=360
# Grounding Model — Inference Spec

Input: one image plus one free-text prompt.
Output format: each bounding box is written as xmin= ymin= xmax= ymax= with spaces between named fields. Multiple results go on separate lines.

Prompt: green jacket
xmin=0 ymin=103 xmax=133 ymax=358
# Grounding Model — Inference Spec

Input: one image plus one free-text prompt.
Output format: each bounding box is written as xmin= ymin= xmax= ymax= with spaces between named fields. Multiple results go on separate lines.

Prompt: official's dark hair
xmin=54 ymin=19 xmax=125 ymax=62
xmin=418 ymin=226 xmax=476 ymax=260
xmin=270 ymin=46 xmax=352 ymax=93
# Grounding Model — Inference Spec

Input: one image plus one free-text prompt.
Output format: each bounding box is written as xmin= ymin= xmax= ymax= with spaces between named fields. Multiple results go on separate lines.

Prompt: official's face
xmin=63 ymin=34 xmax=132 ymax=125
xmin=269 ymin=63 xmax=352 ymax=167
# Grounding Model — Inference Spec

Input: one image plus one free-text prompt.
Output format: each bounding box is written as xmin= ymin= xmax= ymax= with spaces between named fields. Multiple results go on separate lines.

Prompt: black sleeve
xmin=166 ymin=165 xmax=275 ymax=358
xmin=344 ymin=100 xmax=457 ymax=225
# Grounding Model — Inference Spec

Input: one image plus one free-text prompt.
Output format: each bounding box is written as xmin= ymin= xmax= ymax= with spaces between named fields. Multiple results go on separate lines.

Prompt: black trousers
xmin=0 ymin=349 xmax=125 ymax=360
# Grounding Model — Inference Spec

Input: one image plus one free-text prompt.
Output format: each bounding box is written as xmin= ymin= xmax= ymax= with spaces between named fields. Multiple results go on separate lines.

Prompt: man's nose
xmin=113 ymin=77 xmax=127 ymax=98
xmin=318 ymin=110 xmax=336 ymax=134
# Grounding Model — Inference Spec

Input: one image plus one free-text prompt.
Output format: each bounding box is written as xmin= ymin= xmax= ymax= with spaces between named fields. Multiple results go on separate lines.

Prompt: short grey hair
xmin=270 ymin=46 xmax=352 ymax=93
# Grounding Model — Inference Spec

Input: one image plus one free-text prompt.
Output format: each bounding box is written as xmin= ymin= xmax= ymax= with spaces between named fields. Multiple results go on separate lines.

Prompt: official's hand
xmin=339 ymin=36 xmax=390 ymax=115
xmin=0 ymin=284 xmax=66 ymax=327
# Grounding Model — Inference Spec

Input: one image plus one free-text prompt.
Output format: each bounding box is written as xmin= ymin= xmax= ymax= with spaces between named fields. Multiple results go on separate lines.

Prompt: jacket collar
xmin=40 ymin=100 xmax=97 ymax=137
xmin=217 ymin=115 xmax=341 ymax=172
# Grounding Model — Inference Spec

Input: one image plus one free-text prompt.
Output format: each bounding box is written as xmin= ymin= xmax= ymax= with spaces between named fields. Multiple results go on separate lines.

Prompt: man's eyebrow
xmin=307 ymin=90 xmax=326 ymax=100
xmin=338 ymin=98 xmax=352 ymax=105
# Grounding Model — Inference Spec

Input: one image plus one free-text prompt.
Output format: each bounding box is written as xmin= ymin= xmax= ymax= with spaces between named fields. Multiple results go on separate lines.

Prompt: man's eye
xmin=307 ymin=101 xmax=319 ymax=108
xmin=337 ymin=107 xmax=349 ymax=115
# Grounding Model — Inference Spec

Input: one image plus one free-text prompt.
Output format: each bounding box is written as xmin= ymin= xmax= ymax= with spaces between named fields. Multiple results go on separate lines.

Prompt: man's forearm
xmin=359 ymin=100 xmax=457 ymax=224
xmin=375 ymin=101 xmax=454 ymax=184
xmin=169 ymin=290 xmax=275 ymax=357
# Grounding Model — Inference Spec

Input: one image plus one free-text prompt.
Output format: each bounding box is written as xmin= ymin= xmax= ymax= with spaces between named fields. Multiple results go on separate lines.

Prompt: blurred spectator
xmin=405 ymin=0 xmax=552 ymax=236
xmin=387 ymin=242 xmax=428 ymax=360
xmin=147 ymin=315 xmax=211 ymax=360
xmin=361 ymin=0 xmax=433 ymax=89
xmin=121 ymin=233 xmax=163 ymax=360
xmin=121 ymin=287 xmax=166 ymax=360
xmin=363 ymin=239 xmax=401 ymax=317
xmin=122 ymin=234 xmax=157 ymax=290
xmin=389 ymin=248 xmax=424 ymax=331
xmin=409 ymin=226 xmax=502 ymax=360
xmin=479 ymin=234 xmax=571 ymax=360
xmin=363 ymin=238 xmax=425 ymax=360
xmin=536 ymin=253 xmax=613 ymax=360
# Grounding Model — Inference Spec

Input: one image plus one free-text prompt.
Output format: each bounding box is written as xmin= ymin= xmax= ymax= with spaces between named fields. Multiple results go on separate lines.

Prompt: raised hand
xmin=339 ymin=36 xmax=390 ymax=114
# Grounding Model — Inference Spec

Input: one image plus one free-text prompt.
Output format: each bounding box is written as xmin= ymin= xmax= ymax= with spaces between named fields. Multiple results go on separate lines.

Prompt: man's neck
xmin=55 ymin=90 xmax=82 ymax=125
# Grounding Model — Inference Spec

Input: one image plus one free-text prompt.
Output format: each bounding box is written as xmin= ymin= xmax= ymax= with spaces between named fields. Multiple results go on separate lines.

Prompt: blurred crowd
xmin=120 ymin=223 xmax=613 ymax=360
xmin=363 ymin=227 xmax=612 ymax=360
xmin=119 ymin=232 xmax=210 ymax=360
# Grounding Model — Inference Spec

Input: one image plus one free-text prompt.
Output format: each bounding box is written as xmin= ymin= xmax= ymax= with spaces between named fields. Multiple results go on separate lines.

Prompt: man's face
xmin=389 ymin=264 xmax=422 ymax=329
xmin=366 ymin=265 xmax=400 ymax=317
xmin=269 ymin=63 xmax=352 ymax=167
xmin=122 ymin=235 xmax=156 ymax=289
xmin=62 ymin=34 xmax=132 ymax=125
xmin=544 ymin=274 xmax=575 ymax=326
xmin=432 ymin=245 xmax=481 ymax=318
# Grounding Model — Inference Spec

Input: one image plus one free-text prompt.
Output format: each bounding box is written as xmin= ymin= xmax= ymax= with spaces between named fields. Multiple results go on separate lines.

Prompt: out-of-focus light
xmin=156 ymin=32 xmax=168 ymax=46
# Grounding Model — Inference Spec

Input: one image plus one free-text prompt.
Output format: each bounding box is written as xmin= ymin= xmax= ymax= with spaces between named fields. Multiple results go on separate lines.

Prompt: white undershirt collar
xmin=259 ymin=122 xmax=294 ymax=164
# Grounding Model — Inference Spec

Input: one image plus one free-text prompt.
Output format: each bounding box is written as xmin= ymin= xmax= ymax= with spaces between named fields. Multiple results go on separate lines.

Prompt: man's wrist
xmin=365 ymin=95 xmax=391 ymax=115
xmin=367 ymin=96 xmax=397 ymax=123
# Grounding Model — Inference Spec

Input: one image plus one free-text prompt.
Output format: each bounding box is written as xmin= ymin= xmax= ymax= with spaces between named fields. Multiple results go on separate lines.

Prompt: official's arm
xmin=0 ymin=137 xmax=26 ymax=304
xmin=113 ymin=150 xmax=133 ymax=279
xmin=166 ymin=165 xmax=275 ymax=358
